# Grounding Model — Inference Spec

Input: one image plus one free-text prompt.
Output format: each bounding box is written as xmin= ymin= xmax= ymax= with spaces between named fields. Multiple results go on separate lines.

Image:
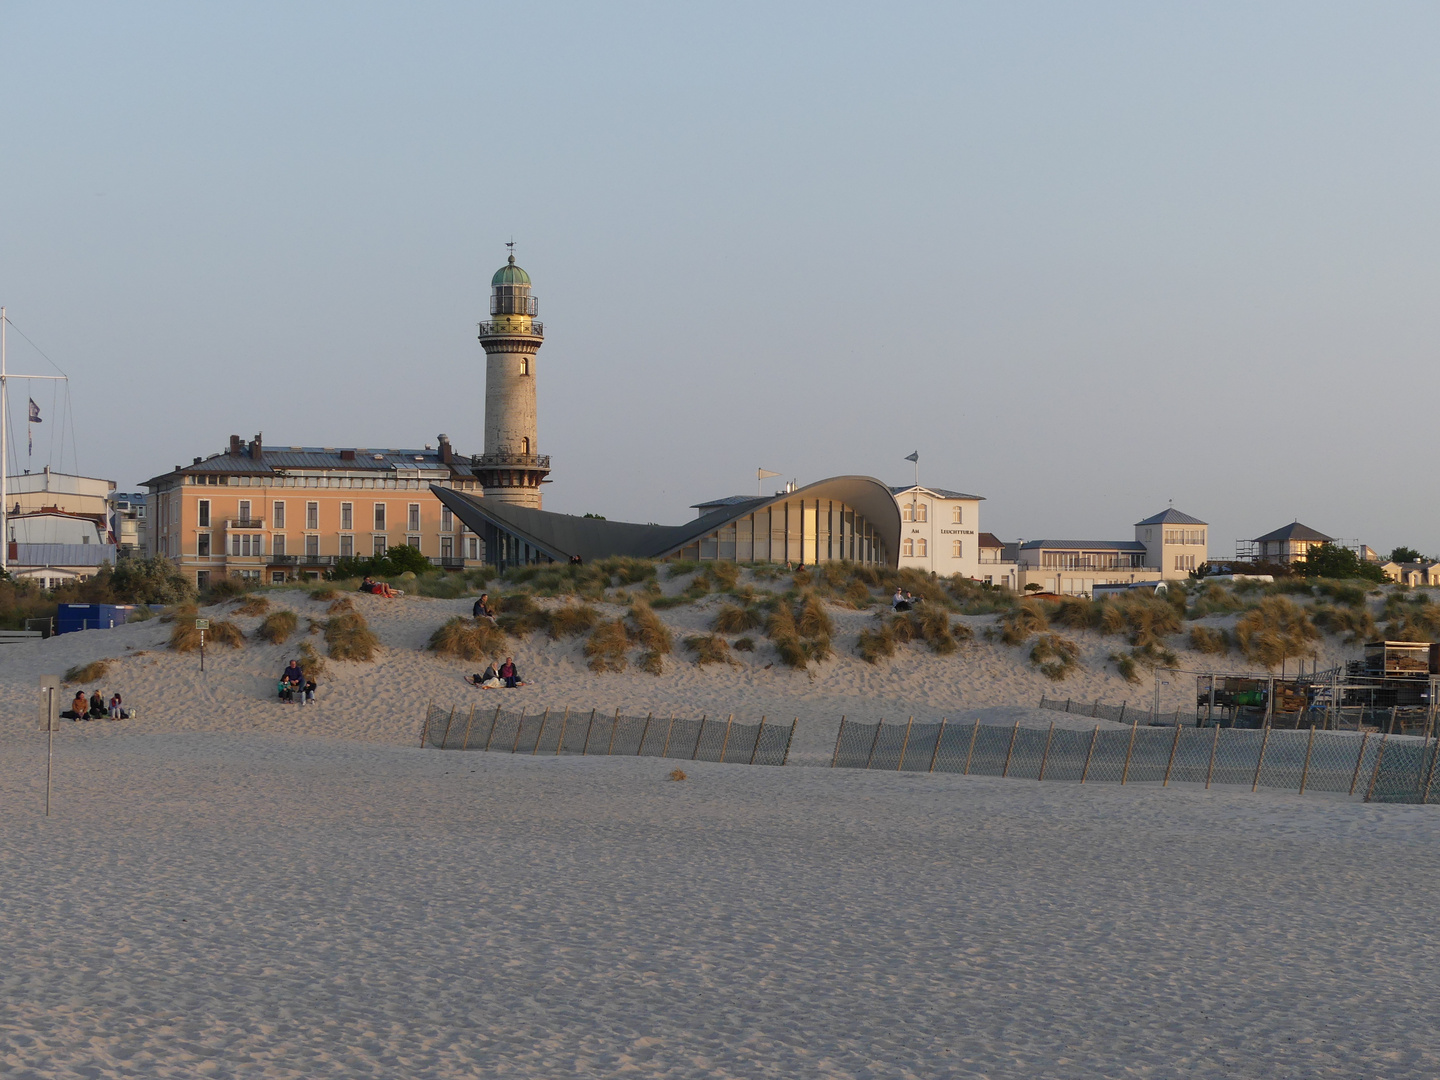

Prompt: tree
xmin=1390 ymin=546 xmax=1424 ymax=564
xmin=1296 ymin=543 xmax=1387 ymax=583
xmin=107 ymin=555 xmax=195 ymax=604
xmin=383 ymin=544 xmax=433 ymax=576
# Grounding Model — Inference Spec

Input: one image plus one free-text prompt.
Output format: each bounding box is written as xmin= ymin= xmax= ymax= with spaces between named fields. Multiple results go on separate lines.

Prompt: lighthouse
xmin=475 ymin=251 xmax=549 ymax=508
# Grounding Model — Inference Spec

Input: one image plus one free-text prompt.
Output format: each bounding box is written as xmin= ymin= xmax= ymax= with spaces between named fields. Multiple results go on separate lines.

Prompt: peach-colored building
xmin=143 ymin=434 xmax=486 ymax=587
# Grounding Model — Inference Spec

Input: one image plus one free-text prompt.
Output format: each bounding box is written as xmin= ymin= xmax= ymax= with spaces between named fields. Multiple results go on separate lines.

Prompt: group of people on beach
xmin=469 ymin=657 xmax=523 ymax=689
xmin=63 ymin=689 xmax=126 ymax=721
xmin=892 ymin=588 xmax=922 ymax=612
xmin=360 ymin=577 xmax=401 ymax=598
xmin=277 ymin=659 xmax=317 ymax=704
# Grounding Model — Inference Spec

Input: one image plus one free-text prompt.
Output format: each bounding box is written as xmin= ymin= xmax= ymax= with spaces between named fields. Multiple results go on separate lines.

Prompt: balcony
xmin=477 ymin=320 xmax=543 ymax=338
xmin=471 ymin=452 xmax=551 ymax=470
xmin=221 ymin=518 xmax=265 ymax=530
xmin=429 ymin=556 xmax=467 ymax=570
xmin=270 ymin=554 xmax=341 ymax=567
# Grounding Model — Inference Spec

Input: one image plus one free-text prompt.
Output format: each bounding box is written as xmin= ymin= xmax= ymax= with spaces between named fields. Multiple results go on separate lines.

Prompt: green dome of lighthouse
xmin=492 ymin=255 xmax=531 ymax=287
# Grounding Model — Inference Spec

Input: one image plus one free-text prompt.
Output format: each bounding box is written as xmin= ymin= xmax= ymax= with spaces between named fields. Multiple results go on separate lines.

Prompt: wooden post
xmin=484 ymin=704 xmax=502 ymax=751
xmin=1205 ymin=723 xmax=1220 ymax=788
xmin=830 ymin=716 xmax=846 ymax=768
xmin=1000 ymin=720 xmax=1019 ymax=778
xmin=1091 ymin=700 xmax=1099 ymax=718
xmin=1365 ymin=732 xmax=1390 ymax=802
xmin=1298 ymin=724 xmax=1316 ymax=794
xmin=1422 ymin=734 xmax=1439 ymax=805
xmin=692 ymin=715 xmax=706 ymax=761
xmin=605 ymin=708 xmax=620 ymax=755
xmin=1081 ymin=724 xmax=1099 ymax=783
xmin=419 ymin=698 xmax=434 ymax=748
xmin=662 ymin=714 xmax=676 ymax=757
xmin=1208 ymin=674 xmax=1216 ymax=727
xmin=555 ymin=706 xmax=570 ymax=755
xmin=1120 ymin=715 xmax=1140 ymax=784
xmin=865 ymin=719 xmax=884 ymax=769
xmin=928 ymin=719 xmax=946 ymax=773
xmin=461 ymin=704 xmax=477 ymax=750
xmin=532 ymin=708 xmax=549 ymax=755
xmin=440 ymin=705 xmax=457 ymax=749
xmin=963 ymin=720 xmax=981 ymax=775
xmin=511 ymin=708 xmax=526 ymax=752
xmin=581 ymin=708 xmax=596 ymax=755
xmin=781 ymin=718 xmax=797 ymax=765
xmin=1065 ymin=698 xmax=1071 ymax=713
xmin=1162 ymin=723 xmax=1182 ymax=786
xmin=750 ymin=717 xmax=765 ymax=765
xmin=637 ymin=713 xmax=653 ymax=756
xmin=1389 ymin=706 xmax=1398 ymax=736
xmin=897 ymin=716 xmax=914 ymax=771
xmin=1251 ymin=723 xmax=1271 ymax=792
xmin=1348 ymin=731 xmax=1370 ymax=796
xmin=719 ymin=714 xmax=734 ymax=762
xmin=1037 ymin=721 xmax=1055 ymax=781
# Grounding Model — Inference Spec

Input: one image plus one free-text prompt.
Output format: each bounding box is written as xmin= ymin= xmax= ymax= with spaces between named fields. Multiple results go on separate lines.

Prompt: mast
xmin=2 ymin=306 xmax=7 ymax=573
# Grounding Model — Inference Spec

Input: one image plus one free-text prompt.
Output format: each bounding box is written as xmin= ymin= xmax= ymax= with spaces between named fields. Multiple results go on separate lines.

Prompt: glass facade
xmin=676 ymin=498 xmax=887 ymax=566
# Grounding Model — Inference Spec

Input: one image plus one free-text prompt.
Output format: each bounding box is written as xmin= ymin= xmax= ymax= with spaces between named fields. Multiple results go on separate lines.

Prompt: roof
xmin=1134 ymin=508 xmax=1207 ymax=526
xmin=434 ymin=475 xmax=904 ymax=567
xmin=890 ymin=485 xmax=985 ymax=501
xmin=691 ymin=496 xmax=760 ymax=511
xmin=978 ymin=532 xmax=1006 ymax=549
xmin=492 ymin=255 xmax=531 ymax=287
xmin=143 ymin=444 xmax=474 ymax=488
xmin=1253 ymin=522 xmax=1332 ymax=544
xmin=11 ymin=544 xmax=117 ymax=567
xmin=1018 ymin=540 xmax=1149 ymax=552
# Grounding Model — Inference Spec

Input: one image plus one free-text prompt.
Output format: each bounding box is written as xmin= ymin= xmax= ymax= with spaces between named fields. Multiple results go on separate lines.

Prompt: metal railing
xmin=270 ymin=554 xmax=340 ymax=566
xmin=221 ymin=518 xmax=264 ymax=530
xmin=477 ymin=320 xmax=543 ymax=337
xmin=472 ymin=452 xmax=551 ymax=469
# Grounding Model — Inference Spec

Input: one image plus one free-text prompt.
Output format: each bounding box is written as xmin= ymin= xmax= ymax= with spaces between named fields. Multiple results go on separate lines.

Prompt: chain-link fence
xmin=1038 ymin=695 xmax=1184 ymax=726
xmin=420 ymin=704 xmax=796 ymax=766
xmin=832 ymin=717 xmax=1440 ymax=802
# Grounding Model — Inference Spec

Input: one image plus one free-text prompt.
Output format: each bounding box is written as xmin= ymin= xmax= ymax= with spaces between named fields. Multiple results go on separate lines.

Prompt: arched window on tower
xmin=520 ymin=437 xmax=530 ymax=455
xmin=519 ymin=357 xmax=530 ymax=375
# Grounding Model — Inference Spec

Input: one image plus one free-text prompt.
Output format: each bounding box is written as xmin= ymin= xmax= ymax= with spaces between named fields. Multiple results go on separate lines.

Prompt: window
xmin=196 ymin=571 xmax=210 ymax=589
xmin=407 ymin=503 xmax=420 ymax=532
xmin=271 ymin=571 xmax=287 ymax=584
xmin=520 ymin=437 xmax=530 ymax=455
xmin=340 ymin=534 xmax=354 ymax=557
xmin=273 ymin=535 xmax=286 ymax=556
xmin=1175 ymin=554 xmax=1196 ymax=572
xmin=916 ymin=538 xmax=928 ymax=557
xmin=252 ymin=534 xmax=263 ymax=556
xmin=306 ymin=501 xmax=319 ymax=530
xmin=341 ymin=502 xmax=353 ymax=530
xmin=916 ymin=504 xmax=928 ymax=523
xmin=901 ymin=505 xmax=913 ymax=523
xmin=198 ymin=533 xmax=211 ymax=557
xmin=374 ymin=504 xmax=386 ymax=530
xmin=238 ymin=500 xmax=251 ymax=522
xmin=306 ymin=534 xmax=319 ymax=557
xmin=440 ymin=536 xmax=453 ymax=558
xmin=952 ymin=505 xmax=963 ymax=524
xmin=273 ymin=501 xmax=286 ymax=528
xmin=902 ymin=538 xmax=914 ymax=557
xmin=373 ymin=535 xmax=387 ymax=556
xmin=952 ymin=540 xmax=963 ymax=558
xmin=230 ymin=534 xmax=240 ymax=556
xmin=407 ymin=535 xmax=421 ymax=549
xmin=198 ymin=500 xmax=210 ymax=527
xmin=519 ymin=357 xmax=529 ymax=375
xmin=467 ymin=536 xmax=478 ymax=560
xmin=241 ymin=535 xmax=251 ymax=557
xmin=441 ymin=507 xmax=453 ymax=532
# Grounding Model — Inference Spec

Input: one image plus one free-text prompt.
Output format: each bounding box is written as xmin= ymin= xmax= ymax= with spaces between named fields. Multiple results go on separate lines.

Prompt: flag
xmin=757 ymin=468 xmax=781 ymax=480
xmin=28 ymin=399 xmax=41 ymax=424
xmin=904 ymin=451 xmax=919 ymax=463
xmin=28 ymin=398 xmax=40 ymax=457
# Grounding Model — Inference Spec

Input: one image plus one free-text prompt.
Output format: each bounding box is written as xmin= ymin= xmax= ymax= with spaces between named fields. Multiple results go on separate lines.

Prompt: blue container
xmin=56 ymin=603 xmax=138 ymax=634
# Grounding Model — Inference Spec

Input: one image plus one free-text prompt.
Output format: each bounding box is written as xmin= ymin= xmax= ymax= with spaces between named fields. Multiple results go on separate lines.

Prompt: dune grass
xmin=429 ymin=617 xmax=508 ymax=661
xmin=325 ymin=609 xmax=379 ymax=661
xmin=712 ymin=603 xmax=763 ymax=634
xmin=1188 ymin=583 xmax=1245 ymax=619
xmin=857 ymin=624 xmax=896 ymax=664
xmin=1312 ymin=603 xmax=1377 ymax=644
xmin=1000 ymin=602 xmax=1049 ymax=645
xmin=297 ymin=639 xmax=327 ymax=679
xmin=64 ymin=659 xmax=111 ymax=684
xmin=1030 ymin=633 xmax=1079 ymax=680
xmin=255 ymin=610 xmax=299 ymax=644
xmin=584 ymin=619 xmax=629 ymax=673
xmin=547 ymin=604 xmax=600 ymax=639
xmin=684 ymin=633 xmax=738 ymax=666
xmin=169 ymin=615 xmax=243 ymax=652
xmin=327 ymin=597 xmax=355 ymax=614
xmin=234 ymin=595 xmax=270 ymax=617
xmin=1233 ymin=596 xmax=1319 ymax=668
xmin=1189 ymin=625 xmax=1232 ymax=655
xmin=733 ymin=635 xmax=756 ymax=652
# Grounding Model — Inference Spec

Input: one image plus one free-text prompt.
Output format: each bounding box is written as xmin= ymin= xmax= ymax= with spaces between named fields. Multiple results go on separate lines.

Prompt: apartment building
xmin=891 ymin=485 xmax=984 ymax=579
xmin=144 ymin=434 xmax=486 ymax=587
xmin=1016 ymin=507 xmax=1208 ymax=595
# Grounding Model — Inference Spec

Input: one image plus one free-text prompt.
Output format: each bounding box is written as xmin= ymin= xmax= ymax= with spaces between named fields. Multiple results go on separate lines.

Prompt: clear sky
xmin=3 ymin=2 xmax=1438 ymax=557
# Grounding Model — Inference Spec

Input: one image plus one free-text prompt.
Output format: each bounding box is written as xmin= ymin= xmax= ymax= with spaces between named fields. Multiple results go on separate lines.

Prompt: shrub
xmin=1233 ymin=596 xmax=1319 ymax=668
xmin=64 ymin=659 xmax=110 ymax=684
xmin=857 ymin=624 xmax=896 ymax=664
xmin=796 ymin=592 xmax=833 ymax=640
xmin=712 ymin=603 xmax=763 ymax=634
xmin=107 ymin=555 xmax=194 ymax=604
xmin=1030 ymin=633 xmax=1079 ymax=680
xmin=548 ymin=604 xmax=599 ymax=639
xmin=733 ymin=636 xmax=755 ymax=652
xmin=843 ymin=580 xmax=873 ymax=608
xmin=207 ymin=620 xmax=246 ymax=648
xmin=203 ymin=575 xmax=251 ymax=602
xmin=1000 ymin=602 xmax=1049 ymax=645
xmin=325 ymin=610 xmax=379 ymax=661
xmin=1312 ymin=604 xmax=1377 ymax=644
xmin=308 ymin=586 xmax=338 ymax=601
xmin=626 ymin=602 xmax=673 ymax=655
xmin=1314 ymin=580 xmax=1369 ymax=607
xmin=234 ymin=595 xmax=270 ymax=617
xmin=297 ymin=639 xmax=327 ymax=679
xmin=1189 ymin=583 xmax=1244 ymax=619
xmin=685 ymin=633 xmax=737 ymax=666
xmin=584 ymin=620 xmax=629 ymax=672
xmin=1047 ymin=596 xmax=1099 ymax=630
xmin=255 ymin=610 xmax=298 ymax=644
xmin=1189 ymin=625 xmax=1231 ymax=655
xmin=429 ymin=617 xmax=508 ymax=661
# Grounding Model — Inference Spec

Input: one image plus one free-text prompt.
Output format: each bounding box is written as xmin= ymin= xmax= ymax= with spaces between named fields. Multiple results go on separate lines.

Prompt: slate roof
xmin=12 ymin=544 xmax=117 ymax=567
xmin=1134 ymin=508 xmax=1207 ymax=526
xmin=1253 ymin=522 xmax=1332 ymax=544
xmin=1018 ymin=540 xmax=1149 ymax=552
xmin=144 ymin=445 xmax=475 ymax=487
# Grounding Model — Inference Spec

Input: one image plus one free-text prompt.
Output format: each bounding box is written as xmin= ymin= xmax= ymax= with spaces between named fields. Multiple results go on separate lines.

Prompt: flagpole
xmin=2 ymin=307 xmax=8 ymax=574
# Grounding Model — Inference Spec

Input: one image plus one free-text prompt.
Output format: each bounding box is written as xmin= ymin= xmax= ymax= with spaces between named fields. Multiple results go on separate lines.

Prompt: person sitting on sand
xmin=303 ymin=678 xmax=317 ymax=705
xmin=283 ymin=659 xmax=304 ymax=686
xmin=63 ymin=690 xmax=88 ymax=721
xmin=499 ymin=657 xmax=523 ymax=689
xmin=472 ymin=593 xmax=495 ymax=620
xmin=469 ymin=661 xmax=503 ymax=689
xmin=892 ymin=588 xmax=910 ymax=612
xmin=109 ymin=692 xmax=123 ymax=720
xmin=89 ymin=690 xmax=108 ymax=719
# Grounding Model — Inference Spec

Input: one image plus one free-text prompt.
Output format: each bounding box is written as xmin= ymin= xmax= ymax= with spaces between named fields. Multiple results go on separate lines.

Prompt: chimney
xmin=340 ymin=449 xmax=356 ymax=461
xmin=250 ymin=433 xmax=263 ymax=461
xmin=229 ymin=435 xmax=243 ymax=456
xmin=193 ymin=457 xmax=202 ymax=465
xmin=437 ymin=433 xmax=453 ymax=464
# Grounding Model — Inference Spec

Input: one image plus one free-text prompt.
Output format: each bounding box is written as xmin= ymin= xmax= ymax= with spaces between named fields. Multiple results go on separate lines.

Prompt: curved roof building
xmin=432 ymin=475 xmax=901 ymax=570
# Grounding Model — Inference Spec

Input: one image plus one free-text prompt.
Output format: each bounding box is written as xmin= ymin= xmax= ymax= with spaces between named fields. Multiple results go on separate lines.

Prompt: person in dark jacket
xmin=499 ymin=657 xmax=522 ymax=688
xmin=89 ymin=691 xmax=107 ymax=719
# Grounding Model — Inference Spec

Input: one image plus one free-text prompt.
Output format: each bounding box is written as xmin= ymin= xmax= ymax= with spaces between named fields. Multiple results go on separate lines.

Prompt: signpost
xmin=195 ymin=619 xmax=209 ymax=671
xmin=38 ymin=675 xmax=59 ymax=816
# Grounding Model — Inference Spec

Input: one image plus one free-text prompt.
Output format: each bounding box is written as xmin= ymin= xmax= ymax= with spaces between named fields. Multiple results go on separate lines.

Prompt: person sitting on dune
xmin=89 ymin=690 xmax=108 ymax=719
xmin=892 ymin=588 xmax=910 ymax=612
xmin=63 ymin=690 xmax=89 ymax=721
xmin=362 ymin=576 xmax=400 ymax=599
xmin=472 ymin=593 xmax=495 ymax=620
xmin=109 ymin=692 xmax=123 ymax=720
xmin=469 ymin=661 xmax=503 ymax=689
xmin=499 ymin=657 xmax=523 ymax=689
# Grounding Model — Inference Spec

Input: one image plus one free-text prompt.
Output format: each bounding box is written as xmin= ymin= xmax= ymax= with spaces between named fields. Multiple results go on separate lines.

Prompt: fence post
xmin=1000 ymin=720 xmax=1020 ymax=778
xmin=1365 ymin=732 xmax=1390 ymax=802
xmin=532 ymin=709 xmax=549 ymax=755
xmin=581 ymin=708 xmax=596 ymax=755
xmin=1389 ymin=706 xmax=1398 ymax=736
xmin=1038 ymin=721 xmax=1055 ymax=781
xmin=1422 ymin=734 xmax=1439 ymax=804
xmin=750 ymin=717 xmax=765 ymax=765
xmin=461 ymin=704 xmax=477 ymax=751
xmin=637 ymin=713 xmax=652 ymax=756
xmin=1119 ymin=702 xmax=1126 ymax=724
xmin=1208 ymin=674 xmax=1216 ymax=727
xmin=963 ymin=720 xmax=981 ymax=775
xmin=929 ymin=719 xmax=946 ymax=773
xmin=1251 ymin=724 xmax=1271 ymax=792
xmin=440 ymin=705 xmax=457 ymax=749
xmin=1205 ymin=723 xmax=1220 ymax=788
xmin=484 ymin=704 xmax=502 ymax=751
xmin=1162 ymin=723 xmax=1182 ymax=786
xmin=1065 ymin=699 xmax=1071 ymax=713
xmin=1120 ymin=715 xmax=1140 ymax=784
xmin=865 ymin=720 xmax=884 ymax=769
xmin=692 ymin=715 xmax=706 ymax=761
xmin=1080 ymin=724 xmax=1100 ymax=783
xmin=511 ymin=708 xmax=526 ymax=752
xmin=719 ymin=714 xmax=734 ymax=762
xmin=1040 ymin=695 xmax=1047 ymax=710
xmin=1298 ymin=725 xmax=1316 ymax=794
xmin=555 ymin=707 xmax=570 ymax=755
xmin=897 ymin=717 xmax=914 ymax=771
xmin=782 ymin=718 xmax=797 ymax=766
xmin=419 ymin=698 xmax=434 ymax=748
xmin=606 ymin=708 xmax=621 ymax=755
xmin=830 ymin=716 xmax=846 ymax=768
xmin=662 ymin=714 xmax=676 ymax=757
xmin=1348 ymin=731 xmax=1370 ymax=796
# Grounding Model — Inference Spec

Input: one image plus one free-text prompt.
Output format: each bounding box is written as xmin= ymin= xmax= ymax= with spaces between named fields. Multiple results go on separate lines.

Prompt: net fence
xmin=420 ymin=704 xmax=795 ymax=766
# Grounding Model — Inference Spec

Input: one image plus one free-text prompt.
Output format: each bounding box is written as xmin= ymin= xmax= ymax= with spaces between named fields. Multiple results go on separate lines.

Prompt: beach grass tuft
xmin=1030 ymin=633 xmax=1079 ymax=680
xmin=325 ymin=610 xmax=379 ymax=661
xmin=64 ymin=659 xmax=111 ymax=684
xmin=429 ymin=617 xmax=508 ymax=661
xmin=255 ymin=610 xmax=298 ymax=644
xmin=584 ymin=619 xmax=629 ymax=672
xmin=234 ymin=595 xmax=270 ymax=617
xmin=684 ymin=633 xmax=738 ymax=666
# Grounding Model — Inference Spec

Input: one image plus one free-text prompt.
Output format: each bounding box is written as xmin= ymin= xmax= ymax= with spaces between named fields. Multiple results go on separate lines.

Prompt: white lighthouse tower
xmin=475 ymin=249 xmax=549 ymax=508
